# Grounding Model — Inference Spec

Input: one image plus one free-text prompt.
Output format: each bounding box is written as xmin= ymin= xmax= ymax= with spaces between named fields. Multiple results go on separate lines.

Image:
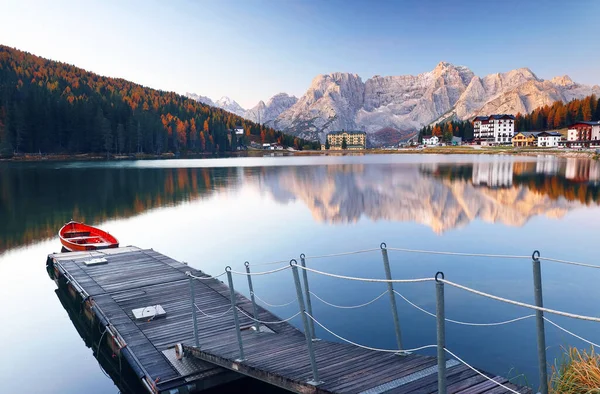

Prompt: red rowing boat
xmin=59 ymin=221 xmax=119 ymax=252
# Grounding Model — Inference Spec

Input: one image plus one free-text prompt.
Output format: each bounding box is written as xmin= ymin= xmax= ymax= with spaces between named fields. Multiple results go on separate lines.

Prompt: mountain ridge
xmin=188 ymin=62 xmax=599 ymax=145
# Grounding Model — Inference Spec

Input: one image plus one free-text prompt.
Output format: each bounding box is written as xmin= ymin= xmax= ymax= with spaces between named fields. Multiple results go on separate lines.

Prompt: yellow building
xmin=512 ymin=131 xmax=541 ymax=147
xmin=326 ymin=130 xmax=367 ymax=150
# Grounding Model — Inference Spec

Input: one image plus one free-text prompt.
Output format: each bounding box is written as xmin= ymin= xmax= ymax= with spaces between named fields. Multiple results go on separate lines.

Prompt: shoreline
xmin=1 ymin=146 xmax=598 ymax=162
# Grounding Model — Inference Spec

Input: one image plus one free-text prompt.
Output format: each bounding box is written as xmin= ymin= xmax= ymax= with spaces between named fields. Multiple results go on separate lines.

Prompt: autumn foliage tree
xmin=417 ymin=94 xmax=600 ymax=143
xmin=0 ymin=45 xmax=319 ymax=157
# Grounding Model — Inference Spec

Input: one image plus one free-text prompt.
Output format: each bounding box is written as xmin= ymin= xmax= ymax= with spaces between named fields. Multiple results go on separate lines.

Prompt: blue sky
xmin=1 ymin=0 xmax=598 ymax=108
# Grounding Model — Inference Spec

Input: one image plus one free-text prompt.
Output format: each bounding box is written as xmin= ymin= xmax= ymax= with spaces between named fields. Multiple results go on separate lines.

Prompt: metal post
xmin=532 ymin=251 xmax=548 ymax=394
xmin=435 ymin=272 xmax=446 ymax=394
xmin=244 ymin=262 xmax=261 ymax=332
xmin=187 ymin=272 xmax=200 ymax=348
xmin=291 ymin=260 xmax=321 ymax=385
xmin=225 ymin=267 xmax=245 ymax=361
xmin=380 ymin=242 xmax=403 ymax=351
xmin=300 ymin=254 xmax=316 ymax=340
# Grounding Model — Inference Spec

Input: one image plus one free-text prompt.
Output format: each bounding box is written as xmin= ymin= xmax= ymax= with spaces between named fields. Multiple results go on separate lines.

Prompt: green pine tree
xmin=342 ymin=136 xmax=347 ymax=149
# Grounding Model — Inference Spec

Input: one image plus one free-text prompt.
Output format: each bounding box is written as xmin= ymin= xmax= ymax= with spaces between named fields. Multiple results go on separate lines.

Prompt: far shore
xmin=1 ymin=145 xmax=598 ymax=162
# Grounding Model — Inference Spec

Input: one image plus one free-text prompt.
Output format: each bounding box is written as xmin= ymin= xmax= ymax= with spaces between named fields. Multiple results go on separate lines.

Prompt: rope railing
xmin=228 ymin=265 xmax=290 ymax=276
xmin=543 ymin=317 xmax=600 ymax=349
xmin=443 ymin=348 xmax=521 ymax=394
xmin=303 ymin=248 xmax=380 ymax=260
xmin=393 ymin=290 xmax=536 ymax=327
xmin=387 ymin=247 xmax=531 ymax=260
xmin=538 ymin=256 xmax=600 ymax=269
xmin=236 ymin=306 xmax=301 ymax=324
xmin=251 ymin=291 xmax=297 ymax=308
xmin=183 ymin=243 xmax=600 ymax=394
xmin=309 ymin=290 xmax=388 ymax=309
xmin=306 ymin=312 xmax=437 ymax=354
xmin=247 ymin=259 xmax=290 ymax=267
xmin=292 ymin=263 xmax=435 ymax=284
xmin=194 ymin=304 xmax=233 ymax=319
xmin=186 ymin=271 xmax=227 ymax=280
xmin=440 ymin=279 xmax=600 ymax=323
xmin=306 ymin=311 xmax=522 ymax=394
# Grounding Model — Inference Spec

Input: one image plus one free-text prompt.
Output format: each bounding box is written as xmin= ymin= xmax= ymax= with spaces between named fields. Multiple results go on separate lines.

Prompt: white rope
xmin=251 ymin=292 xmax=297 ymax=308
xmin=293 ymin=264 xmax=434 ymax=284
xmin=248 ymin=259 xmax=289 ymax=267
xmin=393 ymin=290 xmax=536 ymax=327
xmin=386 ymin=247 xmax=530 ymax=260
xmin=304 ymin=248 xmax=380 ymax=260
xmin=306 ymin=312 xmax=437 ymax=354
xmin=187 ymin=271 xmax=227 ymax=280
xmin=544 ymin=317 xmax=600 ymax=349
xmin=236 ymin=307 xmax=301 ymax=324
xmin=440 ymin=279 xmax=600 ymax=322
xmin=539 ymin=256 xmax=600 ymax=269
xmin=444 ymin=348 xmax=520 ymax=394
xmin=194 ymin=304 xmax=233 ymax=318
xmin=229 ymin=265 xmax=290 ymax=276
xmin=310 ymin=290 xmax=389 ymax=309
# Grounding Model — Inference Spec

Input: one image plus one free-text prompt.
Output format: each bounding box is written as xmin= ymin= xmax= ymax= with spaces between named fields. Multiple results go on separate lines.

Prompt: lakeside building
xmin=560 ymin=121 xmax=600 ymax=148
xmin=422 ymin=135 xmax=439 ymax=146
xmin=512 ymin=131 xmax=562 ymax=147
xmin=326 ymin=130 xmax=367 ymax=150
xmin=537 ymin=131 xmax=562 ymax=147
xmin=473 ymin=114 xmax=515 ymax=145
xmin=512 ymin=131 xmax=541 ymax=147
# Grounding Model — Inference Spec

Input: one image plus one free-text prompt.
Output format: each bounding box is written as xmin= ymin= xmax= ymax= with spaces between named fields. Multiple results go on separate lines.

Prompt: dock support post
xmin=435 ymin=272 xmax=446 ymax=394
xmin=187 ymin=273 xmax=200 ymax=348
xmin=244 ymin=262 xmax=261 ymax=332
xmin=300 ymin=254 xmax=316 ymax=340
xmin=532 ymin=251 xmax=548 ymax=394
xmin=225 ymin=267 xmax=245 ymax=361
xmin=380 ymin=242 xmax=403 ymax=351
xmin=291 ymin=260 xmax=321 ymax=385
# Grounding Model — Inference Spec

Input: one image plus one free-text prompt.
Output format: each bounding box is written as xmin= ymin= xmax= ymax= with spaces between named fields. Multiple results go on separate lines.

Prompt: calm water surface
xmin=2 ymin=154 xmax=600 ymax=392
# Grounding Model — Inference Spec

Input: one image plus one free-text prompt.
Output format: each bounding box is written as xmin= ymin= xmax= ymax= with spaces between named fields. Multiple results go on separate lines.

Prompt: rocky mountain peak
xmin=550 ymin=75 xmax=575 ymax=86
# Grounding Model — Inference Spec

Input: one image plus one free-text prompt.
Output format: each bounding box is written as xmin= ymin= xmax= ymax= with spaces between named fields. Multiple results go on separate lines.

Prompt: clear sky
xmin=1 ymin=0 xmax=599 ymax=108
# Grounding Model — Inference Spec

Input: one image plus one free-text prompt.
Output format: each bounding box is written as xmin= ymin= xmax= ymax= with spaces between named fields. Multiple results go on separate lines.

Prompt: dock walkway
xmin=47 ymin=247 xmax=530 ymax=394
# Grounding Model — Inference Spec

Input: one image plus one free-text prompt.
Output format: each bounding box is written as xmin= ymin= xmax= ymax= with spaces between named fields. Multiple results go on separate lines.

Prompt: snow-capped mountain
xmin=187 ymin=63 xmax=599 ymax=145
xmin=245 ymin=93 xmax=298 ymax=126
xmin=185 ymin=92 xmax=215 ymax=107
xmin=274 ymin=62 xmax=600 ymax=143
xmin=186 ymin=91 xmax=298 ymax=125
xmin=186 ymin=93 xmax=246 ymax=117
xmin=214 ymin=96 xmax=246 ymax=117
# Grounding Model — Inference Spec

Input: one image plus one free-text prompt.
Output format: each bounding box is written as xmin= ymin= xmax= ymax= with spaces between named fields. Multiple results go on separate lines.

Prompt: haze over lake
xmin=2 ymin=154 xmax=600 ymax=392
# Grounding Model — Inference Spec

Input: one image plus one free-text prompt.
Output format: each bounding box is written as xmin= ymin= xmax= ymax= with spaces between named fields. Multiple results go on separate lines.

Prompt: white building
xmin=422 ymin=135 xmax=439 ymax=146
xmin=537 ymin=131 xmax=562 ymax=147
xmin=473 ymin=114 xmax=515 ymax=145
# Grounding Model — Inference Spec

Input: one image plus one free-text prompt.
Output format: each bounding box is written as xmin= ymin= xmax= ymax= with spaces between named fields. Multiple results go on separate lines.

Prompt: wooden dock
xmin=47 ymin=247 xmax=531 ymax=394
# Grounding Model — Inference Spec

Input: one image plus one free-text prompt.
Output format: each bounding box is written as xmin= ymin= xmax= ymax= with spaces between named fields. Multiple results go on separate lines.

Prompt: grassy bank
xmin=2 ymin=145 xmax=598 ymax=162
xmin=550 ymin=347 xmax=600 ymax=393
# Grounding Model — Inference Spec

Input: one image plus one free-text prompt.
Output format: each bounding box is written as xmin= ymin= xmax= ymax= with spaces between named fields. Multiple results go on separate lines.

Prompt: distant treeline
xmin=418 ymin=94 xmax=600 ymax=142
xmin=0 ymin=45 xmax=319 ymax=158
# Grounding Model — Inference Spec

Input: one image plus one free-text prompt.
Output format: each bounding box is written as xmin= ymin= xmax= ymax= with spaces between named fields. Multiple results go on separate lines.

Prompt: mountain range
xmin=187 ymin=62 xmax=600 ymax=145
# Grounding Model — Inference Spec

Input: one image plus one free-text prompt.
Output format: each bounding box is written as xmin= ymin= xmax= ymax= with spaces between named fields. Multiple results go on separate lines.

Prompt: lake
xmin=1 ymin=153 xmax=600 ymax=393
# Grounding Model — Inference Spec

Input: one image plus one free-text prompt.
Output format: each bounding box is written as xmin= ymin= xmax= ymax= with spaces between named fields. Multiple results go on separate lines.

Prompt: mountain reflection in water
xmin=256 ymin=156 xmax=600 ymax=233
xmin=1 ymin=156 xmax=599 ymax=253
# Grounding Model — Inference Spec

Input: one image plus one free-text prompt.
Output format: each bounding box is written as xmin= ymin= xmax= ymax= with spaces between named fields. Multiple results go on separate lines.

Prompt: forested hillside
xmin=418 ymin=94 xmax=600 ymax=141
xmin=0 ymin=45 xmax=318 ymax=158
